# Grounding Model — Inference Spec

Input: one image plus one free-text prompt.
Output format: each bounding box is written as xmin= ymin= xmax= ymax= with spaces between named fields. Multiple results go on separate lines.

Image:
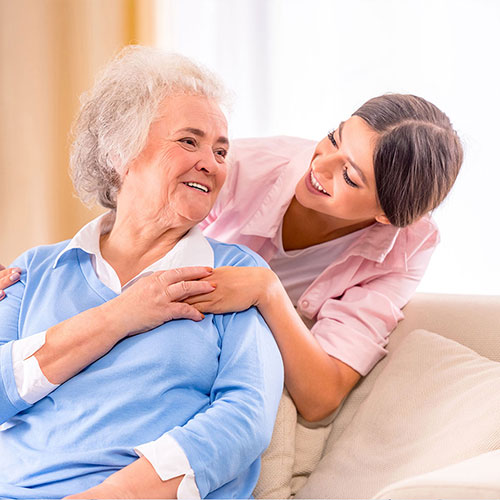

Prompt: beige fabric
xmin=323 ymin=293 xmax=500 ymax=458
xmin=254 ymin=390 xmax=334 ymax=499
xmin=289 ymin=418 xmax=333 ymax=495
xmin=297 ymin=329 xmax=500 ymax=499
xmin=253 ymin=390 xmax=297 ymax=499
xmin=372 ymin=450 xmax=500 ymax=499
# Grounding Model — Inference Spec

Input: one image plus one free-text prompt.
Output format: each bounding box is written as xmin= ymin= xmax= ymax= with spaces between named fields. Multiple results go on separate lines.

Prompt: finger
xmin=0 ymin=267 xmax=22 ymax=290
xmin=167 ymin=302 xmax=205 ymax=321
xmin=0 ymin=264 xmax=5 ymax=271
xmin=191 ymin=301 xmax=222 ymax=314
xmin=158 ymin=266 xmax=213 ymax=286
xmin=184 ymin=291 xmax=215 ymax=305
xmin=166 ymin=280 xmax=216 ymax=302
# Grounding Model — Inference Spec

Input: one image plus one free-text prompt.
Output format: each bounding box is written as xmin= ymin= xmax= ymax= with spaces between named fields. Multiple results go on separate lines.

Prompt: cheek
xmin=213 ymin=165 xmax=228 ymax=194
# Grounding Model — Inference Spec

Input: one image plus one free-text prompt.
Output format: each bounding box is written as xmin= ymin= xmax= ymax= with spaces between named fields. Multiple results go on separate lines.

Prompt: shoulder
xmin=217 ymin=136 xmax=315 ymax=207
xmin=207 ymin=238 xmax=269 ymax=269
xmin=401 ymin=215 xmax=440 ymax=257
xmin=230 ymin=135 xmax=316 ymax=156
xmin=10 ymin=240 xmax=71 ymax=272
xmin=228 ymin=136 xmax=315 ymax=175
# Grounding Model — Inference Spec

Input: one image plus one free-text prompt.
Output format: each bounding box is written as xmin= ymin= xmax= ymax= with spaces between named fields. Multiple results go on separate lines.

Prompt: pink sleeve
xmin=311 ymin=229 xmax=438 ymax=376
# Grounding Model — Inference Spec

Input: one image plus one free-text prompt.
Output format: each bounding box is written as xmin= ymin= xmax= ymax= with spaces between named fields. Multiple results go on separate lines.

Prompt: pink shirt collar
xmin=234 ymin=139 xmax=402 ymax=265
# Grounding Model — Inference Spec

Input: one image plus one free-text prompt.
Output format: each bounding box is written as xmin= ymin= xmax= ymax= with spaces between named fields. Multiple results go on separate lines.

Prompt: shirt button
xmin=301 ymin=300 xmax=309 ymax=308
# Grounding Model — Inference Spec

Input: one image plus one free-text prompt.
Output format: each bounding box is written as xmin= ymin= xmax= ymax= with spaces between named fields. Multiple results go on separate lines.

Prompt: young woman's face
xmin=295 ymin=115 xmax=389 ymax=225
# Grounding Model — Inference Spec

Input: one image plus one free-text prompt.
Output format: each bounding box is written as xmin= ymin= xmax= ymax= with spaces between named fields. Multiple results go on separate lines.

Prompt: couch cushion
xmin=253 ymin=389 xmax=297 ymax=499
xmin=297 ymin=329 xmax=500 ymax=499
xmin=253 ymin=390 xmax=334 ymax=499
xmin=372 ymin=450 xmax=500 ymax=499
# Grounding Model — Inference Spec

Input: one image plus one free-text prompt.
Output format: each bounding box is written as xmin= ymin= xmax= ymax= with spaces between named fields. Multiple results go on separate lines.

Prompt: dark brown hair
xmin=353 ymin=94 xmax=463 ymax=227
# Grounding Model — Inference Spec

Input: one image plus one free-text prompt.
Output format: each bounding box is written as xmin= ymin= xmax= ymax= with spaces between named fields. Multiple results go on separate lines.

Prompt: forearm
xmin=65 ymin=457 xmax=183 ymax=499
xmin=257 ymin=270 xmax=360 ymax=421
xmin=34 ymin=301 xmax=125 ymax=385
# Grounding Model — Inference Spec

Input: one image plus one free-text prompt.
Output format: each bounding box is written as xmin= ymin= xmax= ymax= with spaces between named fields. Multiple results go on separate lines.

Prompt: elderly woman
xmin=0 ymin=46 xmax=283 ymax=500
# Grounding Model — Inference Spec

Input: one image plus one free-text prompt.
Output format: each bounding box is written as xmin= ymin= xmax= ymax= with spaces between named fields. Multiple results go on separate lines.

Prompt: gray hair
xmin=70 ymin=45 xmax=230 ymax=209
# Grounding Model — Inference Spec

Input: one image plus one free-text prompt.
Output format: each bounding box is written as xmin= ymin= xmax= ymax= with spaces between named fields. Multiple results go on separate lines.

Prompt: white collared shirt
xmin=11 ymin=213 xmax=213 ymax=498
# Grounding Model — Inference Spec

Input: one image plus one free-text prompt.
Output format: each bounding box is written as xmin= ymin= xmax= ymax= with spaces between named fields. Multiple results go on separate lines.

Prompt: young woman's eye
xmin=328 ymin=130 xmax=338 ymax=148
xmin=343 ymin=167 xmax=359 ymax=188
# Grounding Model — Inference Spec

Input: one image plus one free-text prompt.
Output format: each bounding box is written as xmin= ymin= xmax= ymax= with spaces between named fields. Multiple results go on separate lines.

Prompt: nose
xmin=195 ymin=146 xmax=219 ymax=174
xmin=313 ymin=150 xmax=340 ymax=179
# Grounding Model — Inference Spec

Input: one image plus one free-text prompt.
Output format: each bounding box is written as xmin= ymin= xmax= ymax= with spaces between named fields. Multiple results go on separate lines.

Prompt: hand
xmin=0 ymin=265 xmax=22 ymax=301
xmin=105 ymin=266 xmax=216 ymax=337
xmin=64 ymin=457 xmax=183 ymax=499
xmin=184 ymin=266 xmax=279 ymax=315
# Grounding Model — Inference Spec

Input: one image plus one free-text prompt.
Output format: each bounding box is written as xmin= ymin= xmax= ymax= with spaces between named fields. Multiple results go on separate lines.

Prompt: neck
xmin=100 ymin=208 xmax=191 ymax=286
xmin=282 ymin=197 xmax=375 ymax=251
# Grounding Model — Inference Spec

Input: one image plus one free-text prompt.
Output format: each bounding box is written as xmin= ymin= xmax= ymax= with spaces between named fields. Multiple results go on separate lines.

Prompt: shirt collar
xmin=338 ymin=222 xmax=402 ymax=264
xmin=236 ymin=139 xmax=402 ymax=264
xmin=53 ymin=213 xmax=214 ymax=288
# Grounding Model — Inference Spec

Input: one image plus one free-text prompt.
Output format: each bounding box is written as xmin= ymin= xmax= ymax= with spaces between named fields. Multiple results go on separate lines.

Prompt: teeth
xmin=185 ymin=182 xmax=209 ymax=193
xmin=310 ymin=171 xmax=329 ymax=195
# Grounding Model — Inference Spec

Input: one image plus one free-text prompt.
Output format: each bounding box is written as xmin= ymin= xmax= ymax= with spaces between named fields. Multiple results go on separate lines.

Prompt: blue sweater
xmin=0 ymin=239 xmax=283 ymax=499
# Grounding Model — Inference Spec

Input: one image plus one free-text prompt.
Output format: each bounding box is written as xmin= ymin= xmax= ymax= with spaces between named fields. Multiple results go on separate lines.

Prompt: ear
xmin=375 ymin=213 xmax=391 ymax=225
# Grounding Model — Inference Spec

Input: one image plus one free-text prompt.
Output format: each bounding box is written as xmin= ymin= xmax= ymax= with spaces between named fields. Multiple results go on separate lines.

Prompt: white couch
xmin=254 ymin=293 xmax=500 ymax=499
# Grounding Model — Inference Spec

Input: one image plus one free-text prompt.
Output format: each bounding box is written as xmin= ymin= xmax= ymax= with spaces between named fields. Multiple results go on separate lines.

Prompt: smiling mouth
xmin=183 ymin=182 xmax=210 ymax=193
xmin=310 ymin=170 xmax=330 ymax=196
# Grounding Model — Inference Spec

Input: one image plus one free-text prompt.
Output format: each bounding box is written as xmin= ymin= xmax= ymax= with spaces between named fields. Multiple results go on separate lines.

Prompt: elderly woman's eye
xmin=214 ymin=148 xmax=228 ymax=162
xmin=179 ymin=138 xmax=197 ymax=148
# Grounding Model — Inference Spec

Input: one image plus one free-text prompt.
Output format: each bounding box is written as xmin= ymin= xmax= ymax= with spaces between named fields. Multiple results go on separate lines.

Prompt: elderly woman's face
xmin=122 ymin=94 xmax=229 ymax=226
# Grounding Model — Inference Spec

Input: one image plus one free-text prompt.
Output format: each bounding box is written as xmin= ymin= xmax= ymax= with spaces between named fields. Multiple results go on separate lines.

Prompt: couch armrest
xmin=372 ymin=450 xmax=500 ymax=499
xmin=388 ymin=293 xmax=500 ymax=360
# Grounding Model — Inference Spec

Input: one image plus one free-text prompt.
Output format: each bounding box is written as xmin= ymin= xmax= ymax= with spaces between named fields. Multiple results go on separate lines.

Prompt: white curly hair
xmin=70 ymin=45 xmax=230 ymax=209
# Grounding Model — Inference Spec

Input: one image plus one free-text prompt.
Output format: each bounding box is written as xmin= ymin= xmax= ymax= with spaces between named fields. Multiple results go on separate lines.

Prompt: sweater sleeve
xmin=164 ymin=306 xmax=283 ymax=498
xmin=0 ymin=266 xmax=33 ymax=423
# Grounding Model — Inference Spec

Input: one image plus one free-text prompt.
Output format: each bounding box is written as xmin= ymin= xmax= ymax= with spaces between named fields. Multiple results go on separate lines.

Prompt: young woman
xmin=185 ymin=94 xmax=463 ymax=422
xmin=0 ymin=94 xmax=463 ymax=425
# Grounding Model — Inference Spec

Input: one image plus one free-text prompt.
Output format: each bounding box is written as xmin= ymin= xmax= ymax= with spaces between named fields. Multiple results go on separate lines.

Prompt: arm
xmin=69 ymin=305 xmax=284 ymax=499
xmin=186 ymin=266 xmax=358 ymax=422
xmin=0 ymin=264 xmax=215 ymax=422
xmin=186 ymin=236 xmax=437 ymax=422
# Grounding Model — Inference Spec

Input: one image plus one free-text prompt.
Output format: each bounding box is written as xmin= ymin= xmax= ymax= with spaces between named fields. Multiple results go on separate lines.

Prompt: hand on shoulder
xmin=0 ymin=264 xmax=22 ymax=300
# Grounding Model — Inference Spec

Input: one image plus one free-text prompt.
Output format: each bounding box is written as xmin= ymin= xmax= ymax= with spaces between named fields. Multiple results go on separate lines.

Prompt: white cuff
xmin=11 ymin=331 xmax=60 ymax=404
xmin=135 ymin=434 xmax=201 ymax=499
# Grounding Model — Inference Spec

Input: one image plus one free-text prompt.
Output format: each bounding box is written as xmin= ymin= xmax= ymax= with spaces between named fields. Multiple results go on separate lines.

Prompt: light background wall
xmin=156 ymin=0 xmax=500 ymax=295
xmin=1 ymin=0 xmax=499 ymax=295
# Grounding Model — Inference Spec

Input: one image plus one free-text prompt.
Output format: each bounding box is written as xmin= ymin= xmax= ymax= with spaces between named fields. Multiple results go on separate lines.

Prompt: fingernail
xmin=10 ymin=272 xmax=20 ymax=282
xmin=204 ymin=267 xmax=214 ymax=273
xmin=210 ymin=282 xmax=217 ymax=288
xmin=200 ymin=313 xmax=205 ymax=319
xmin=11 ymin=268 xmax=22 ymax=273
xmin=0 ymin=290 xmax=5 ymax=299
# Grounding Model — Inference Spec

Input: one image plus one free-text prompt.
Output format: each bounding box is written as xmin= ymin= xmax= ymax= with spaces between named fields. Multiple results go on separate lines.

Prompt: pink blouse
xmin=201 ymin=136 xmax=439 ymax=376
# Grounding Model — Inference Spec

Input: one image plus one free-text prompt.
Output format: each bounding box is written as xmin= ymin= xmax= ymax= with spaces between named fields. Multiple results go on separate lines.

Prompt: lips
xmin=183 ymin=181 xmax=210 ymax=193
xmin=307 ymin=170 xmax=330 ymax=196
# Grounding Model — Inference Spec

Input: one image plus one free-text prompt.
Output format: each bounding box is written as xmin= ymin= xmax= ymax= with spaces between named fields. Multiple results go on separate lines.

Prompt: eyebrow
xmin=338 ymin=121 xmax=368 ymax=185
xmin=176 ymin=127 xmax=229 ymax=147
